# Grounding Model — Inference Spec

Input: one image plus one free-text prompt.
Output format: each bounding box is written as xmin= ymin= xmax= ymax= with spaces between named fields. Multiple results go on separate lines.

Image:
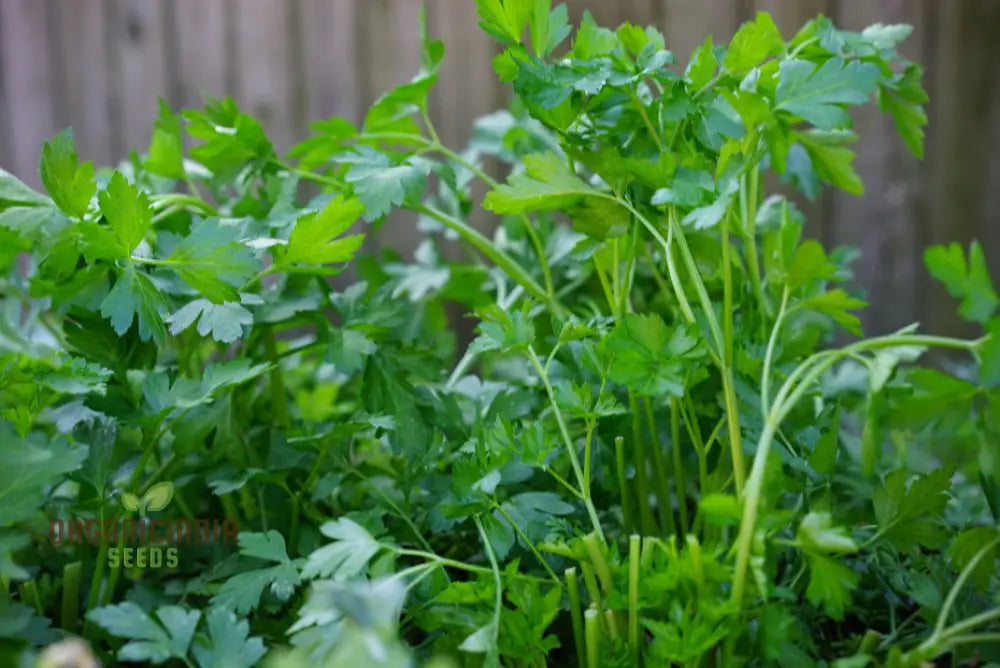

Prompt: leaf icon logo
xmin=143 ymin=482 xmax=174 ymax=512
xmin=121 ymin=492 xmax=141 ymax=512
xmin=120 ymin=482 xmax=174 ymax=516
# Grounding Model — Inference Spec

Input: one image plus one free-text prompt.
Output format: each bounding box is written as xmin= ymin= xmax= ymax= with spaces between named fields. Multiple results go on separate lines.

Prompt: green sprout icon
xmin=120 ymin=482 xmax=174 ymax=517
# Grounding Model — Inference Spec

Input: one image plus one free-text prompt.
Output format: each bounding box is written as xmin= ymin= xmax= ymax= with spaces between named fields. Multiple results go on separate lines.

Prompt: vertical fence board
xmin=355 ymin=0 xmax=424 ymax=258
xmin=827 ymin=0 xmax=923 ymax=334
xmin=172 ymin=0 xmax=228 ymax=111
xmin=105 ymin=0 xmax=171 ymax=162
xmin=51 ymin=0 xmax=112 ymax=168
xmin=0 ymin=0 xmax=56 ymax=187
xmin=662 ymin=0 xmax=742 ymax=64
xmin=303 ymin=0 xmax=361 ymax=123
xmin=233 ymin=0 xmax=297 ymax=153
xmin=920 ymin=0 xmax=1000 ymax=336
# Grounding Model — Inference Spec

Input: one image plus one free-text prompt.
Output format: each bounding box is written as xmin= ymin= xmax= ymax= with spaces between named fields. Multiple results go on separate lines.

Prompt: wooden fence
xmin=1 ymin=0 xmax=999 ymax=334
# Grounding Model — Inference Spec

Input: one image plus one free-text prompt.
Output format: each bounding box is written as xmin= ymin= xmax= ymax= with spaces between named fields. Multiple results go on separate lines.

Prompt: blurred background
xmin=1 ymin=0 xmax=998 ymax=335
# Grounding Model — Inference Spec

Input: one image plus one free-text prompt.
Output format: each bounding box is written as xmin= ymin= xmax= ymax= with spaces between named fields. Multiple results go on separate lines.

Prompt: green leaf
xmin=142 ymin=481 xmax=174 ymax=512
xmin=200 ymin=358 xmax=271 ymax=397
xmin=698 ymin=494 xmax=741 ymax=527
xmin=604 ymin=314 xmax=701 ymax=397
xmin=776 ymin=57 xmax=880 ymax=129
xmin=947 ymin=526 xmax=1000 ymax=592
xmin=786 ymin=240 xmax=837 ymax=290
xmin=87 ymin=603 xmax=200 ymax=665
xmin=283 ymin=195 xmax=365 ymax=267
xmin=98 ymin=171 xmax=152 ymax=255
xmin=0 ymin=206 xmax=67 ymax=243
xmin=326 ymin=328 xmax=376 ymax=375
xmin=486 ymin=152 xmax=627 ymax=238
xmin=301 ymin=518 xmax=381 ymax=580
xmin=486 ymin=152 xmax=597 ymax=213
xmin=924 ymin=241 xmax=999 ymax=324
xmin=0 ymin=167 xmax=51 ymax=208
xmin=724 ymin=12 xmax=782 ymax=74
xmin=0 ymin=433 xmax=87 ymax=525
xmin=476 ymin=0 xmax=531 ymax=44
xmin=166 ymin=219 xmax=258 ymax=303
xmin=338 ymin=147 xmax=432 ymax=221
xmin=681 ymin=192 xmax=733 ymax=230
xmin=166 ymin=298 xmax=253 ymax=343
xmin=878 ymin=64 xmax=927 ymax=159
xmin=798 ymin=290 xmax=867 ymax=336
xmin=469 ymin=304 xmax=536 ymax=354
xmin=145 ymin=98 xmax=186 ymax=179
xmin=796 ymin=130 xmax=863 ymax=195
xmin=873 ymin=468 xmax=952 ymax=552
xmin=861 ymin=23 xmax=913 ymax=49
xmin=0 ymin=531 xmax=30 ymax=580
xmin=183 ymin=97 xmax=274 ymax=178
xmin=120 ymin=492 xmax=141 ymax=512
xmin=810 ymin=406 xmax=840 ymax=474
xmin=529 ymin=0 xmax=570 ymax=57
xmin=40 ymin=128 xmax=96 ymax=219
xmin=100 ymin=264 xmax=169 ymax=344
xmin=213 ymin=531 xmax=300 ymax=614
xmin=981 ymin=317 xmax=1000 ymax=387
xmin=797 ymin=512 xmax=858 ymax=554
xmin=686 ymin=36 xmax=717 ymax=90
xmin=805 ymin=554 xmax=858 ymax=620
xmin=191 ymin=607 xmax=267 ymax=668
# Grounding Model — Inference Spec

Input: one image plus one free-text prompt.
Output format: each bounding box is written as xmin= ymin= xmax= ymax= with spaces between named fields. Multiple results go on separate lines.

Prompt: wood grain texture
xmin=0 ymin=0 xmax=997 ymax=332
xmin=172 ymin=0 xmax=229 ymax=110
xmin=354 ymin=0 xmax=423 ymax=258
xmin=0 ymin=0 xmax=56 ymax=186
xmin=50 ymin=0 xmax=112 ymax=167
xmin=105 ymin=0 xmax=171 ymax=162
xmin=303 ymin=0 xmax=361 ymax=123
xmin=233 ymin=0 xmax=297 ymax=153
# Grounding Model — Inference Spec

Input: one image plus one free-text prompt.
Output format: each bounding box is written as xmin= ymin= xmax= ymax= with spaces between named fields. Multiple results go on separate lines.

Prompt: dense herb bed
xmin=2 ymin=3 xmax=1000 ymax=667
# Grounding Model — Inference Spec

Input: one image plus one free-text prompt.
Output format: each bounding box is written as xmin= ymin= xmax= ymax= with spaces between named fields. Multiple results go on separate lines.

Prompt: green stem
xmin=567 ymin=567 xmax=586 ymax=668
xmin=732 ymin=332 xmax=984 ymax=606
xmin=631 ymin=91 xmax=665 ymax=151
xmin=393 ymin=547 xmax=547 ymax=583
xmin=742 ymin=169 xmax=770 ymax=321
xmin=669 ymin=210 xmax=745 ymax=496
xmin=492 ymin=502 xmax=562 ymax=586
xmin=628 ymin=535 xmax=641 ymax=665
xmin=417 ymin=204 xmax=562 ymax=315
xmin=670 ymin=397 xmax=689 ymax=535
xmin=61 ymin=561 xmax=82 ymax=631
xmin=101 ymin=521 xmax=128 ymax=606
xmin=20 ymin=580 xmax=42 ymax=615
xmin=585 ymin=606 xmax=601 ymax=668
xmin=761 ymin=288 xmax=790 ymax=417
xmin=615 ymin=436 xmax=634 ymax=532
xmin=527 ymin=347 xmax=604 ymax=541
xmin=263 ymin=328 xmax=290 ymax=427
xmin=475 ymin=516 xmax=503 ymax=653
xmin=582 ymin=532 xmax=613 ymax=596
xmin=85 ymin=502 xmax=107 ymax=619
xmin=629 ymin=392 xmax=656 ymax=535
xmin=934 ymin=537 xmax=1000 ymax=637
xmin=427 ymin=140 xmax=554 ymax=298
xmin=645 ymin=398 xmax=674 ymax=536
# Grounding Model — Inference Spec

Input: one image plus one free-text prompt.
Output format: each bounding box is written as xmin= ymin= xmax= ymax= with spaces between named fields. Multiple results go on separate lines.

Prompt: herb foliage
xmin=2 ymin=4 xmax=999 ymax=667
